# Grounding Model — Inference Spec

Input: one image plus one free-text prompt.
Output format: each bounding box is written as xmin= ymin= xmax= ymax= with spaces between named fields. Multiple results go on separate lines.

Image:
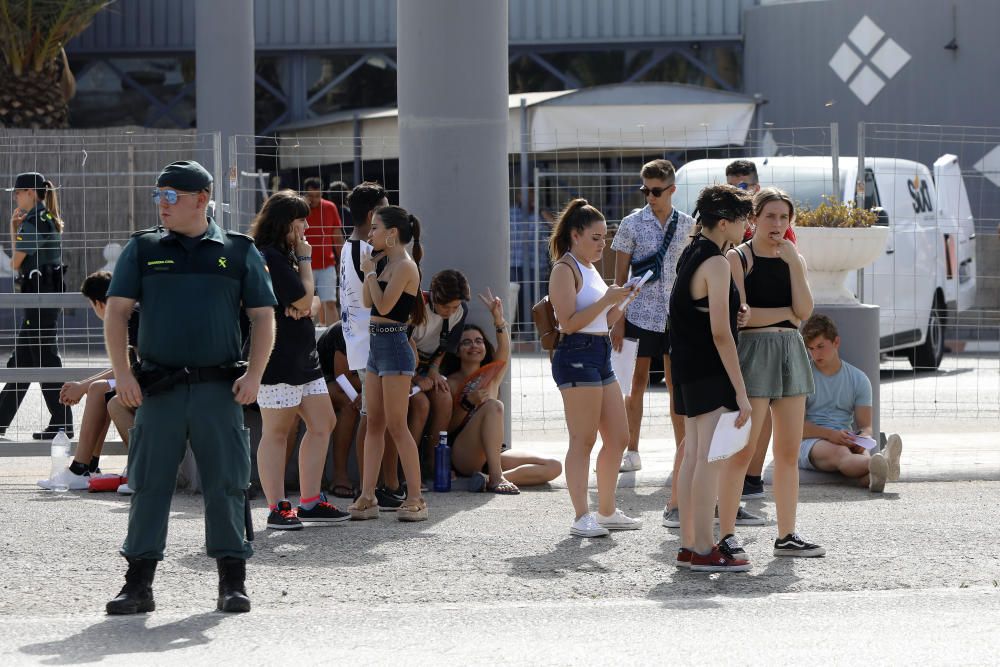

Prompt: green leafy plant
xmin=796 ymin=196 xmax=878 ymax=228
xmin=0 ymin=0 xmax=115 ymax=128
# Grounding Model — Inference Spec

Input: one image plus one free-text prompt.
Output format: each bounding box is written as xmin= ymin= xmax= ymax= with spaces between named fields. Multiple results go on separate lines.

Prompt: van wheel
xmin=907 ymin=302 xmax=945 ymax=370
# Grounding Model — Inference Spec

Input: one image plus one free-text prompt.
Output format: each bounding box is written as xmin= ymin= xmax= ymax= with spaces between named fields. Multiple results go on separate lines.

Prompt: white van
xmin=675 ymin=156 xmax=977 ymax=369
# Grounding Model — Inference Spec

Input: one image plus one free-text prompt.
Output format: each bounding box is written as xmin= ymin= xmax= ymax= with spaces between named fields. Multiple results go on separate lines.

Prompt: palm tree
xmin=0 ymin=0 xmax=115 ymax=129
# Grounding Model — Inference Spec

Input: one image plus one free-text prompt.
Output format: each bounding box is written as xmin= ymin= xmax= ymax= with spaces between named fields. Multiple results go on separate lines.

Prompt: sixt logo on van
xmin=908 ymin=176 xmax=933 ymax=214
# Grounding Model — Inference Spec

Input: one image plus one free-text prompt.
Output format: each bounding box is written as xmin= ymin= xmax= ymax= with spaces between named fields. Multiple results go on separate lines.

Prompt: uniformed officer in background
xmin=0 ymin=172 xmax=73 ymax=440
xmin=103 ymin=161 xmax=276 ymax=614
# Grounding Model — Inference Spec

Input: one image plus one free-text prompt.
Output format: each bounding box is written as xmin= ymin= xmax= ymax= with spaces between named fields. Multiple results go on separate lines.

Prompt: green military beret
xmin=156 ymin=161 xmax=213 ymax=191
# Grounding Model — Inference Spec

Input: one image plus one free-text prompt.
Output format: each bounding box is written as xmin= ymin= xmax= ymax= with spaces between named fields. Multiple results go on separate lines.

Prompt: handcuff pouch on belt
xmin=133 ymin=361 xmax=249 ymax=397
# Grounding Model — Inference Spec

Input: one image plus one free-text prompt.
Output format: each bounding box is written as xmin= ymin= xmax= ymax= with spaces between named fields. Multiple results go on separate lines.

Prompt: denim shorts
xmin=551 ymin=333 xmax=616 ymax=390
xmin=798 ymin=438 xmax=821 ymax=471
xmin=366 ymin=324 xmax=416 ymax=377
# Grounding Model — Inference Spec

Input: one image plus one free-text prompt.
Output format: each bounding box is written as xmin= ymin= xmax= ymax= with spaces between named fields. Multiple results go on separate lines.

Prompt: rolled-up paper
xmin=336 ymin=374 xmax=358 ymax=401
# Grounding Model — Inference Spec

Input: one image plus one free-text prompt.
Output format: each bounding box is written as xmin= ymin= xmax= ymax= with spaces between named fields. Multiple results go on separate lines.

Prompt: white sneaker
xmin=619 ymin=451 xmax=642 ymax=472
xmin=884 ymin=434 xmax=902 ymax=481
xmin=570 ymin=513 xmax=610 ymax=538
xmin=117 ymin=481 xmax=134 ymax=495
xmin=37 ymin=469 xmax=90 ymax=491
xmin=597 ymin=508 xmax=643 ymax=531
xmin=869 ymin=453 xmax=888 ymax=493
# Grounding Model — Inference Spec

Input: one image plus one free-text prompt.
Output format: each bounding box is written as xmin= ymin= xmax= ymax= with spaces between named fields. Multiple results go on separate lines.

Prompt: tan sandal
xmin=397 ymin=497 xmax=428 ymax=522
xmin=348 ymin=495 xmax=379 ymax=521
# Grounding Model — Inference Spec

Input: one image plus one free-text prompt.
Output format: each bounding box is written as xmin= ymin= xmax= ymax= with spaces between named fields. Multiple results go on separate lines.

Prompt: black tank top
xmin=669 ymin=235 xmax=739 ymax=385
xmin=740 ymin=241 xmax=797 ymax=330
xmin=372 ymin=281 xmax=417 ymax=323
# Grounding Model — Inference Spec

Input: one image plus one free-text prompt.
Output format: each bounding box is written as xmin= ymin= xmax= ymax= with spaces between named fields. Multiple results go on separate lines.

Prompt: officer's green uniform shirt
xmin=15 ymin=203 xmax=62 ymax=273
xmin=108 ymin=219 xmax=276 ymax=369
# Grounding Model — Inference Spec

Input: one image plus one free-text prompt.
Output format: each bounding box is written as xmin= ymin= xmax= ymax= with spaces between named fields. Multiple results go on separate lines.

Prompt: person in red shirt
xmin=302 ymin=176 xmax=345 ymax=324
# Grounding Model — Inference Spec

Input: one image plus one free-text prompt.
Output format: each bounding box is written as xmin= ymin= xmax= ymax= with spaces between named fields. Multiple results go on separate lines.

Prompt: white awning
xmin=276 ymin=83 xmax=756 ymax=169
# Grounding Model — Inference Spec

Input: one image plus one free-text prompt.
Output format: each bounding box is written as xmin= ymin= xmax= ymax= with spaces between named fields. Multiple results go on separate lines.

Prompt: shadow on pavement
xmin=19 ymin=612 xmax=225 ymax=664
xmin=505 ymin=536 xmax=617 ymax=579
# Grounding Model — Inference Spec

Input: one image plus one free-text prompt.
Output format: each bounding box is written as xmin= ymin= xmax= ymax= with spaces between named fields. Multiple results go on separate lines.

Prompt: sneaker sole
xmin=735 ymin=517 xmax=767 ymax=527
xmin=884 ymin=434 xmax=902 ymax=481
xmin=662 ymin=521 xmax=681 ymax=528
xmin=266 ymin=523 xmax=304 ymax=531
xmin=297 ymin=515 xmax=352 ymax=523
xmin=618 ymin=465 xmax=641 ymax=473
xmin=773 ymin=547 xmax=827 ymax=557
xmin=600 ymin=522 xmax=643 ymax=531
xmin=570 ymin=527 xmax=610 ymax=537
xmin=740 ymin=491 xmax=765 ymax=500
xmin=690 ymin=562 xmax=752 ymax=573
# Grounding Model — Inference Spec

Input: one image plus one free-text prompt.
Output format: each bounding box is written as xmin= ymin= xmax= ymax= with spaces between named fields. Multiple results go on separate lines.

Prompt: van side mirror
xmin=871 ymin=206 xmax=889 ymax=227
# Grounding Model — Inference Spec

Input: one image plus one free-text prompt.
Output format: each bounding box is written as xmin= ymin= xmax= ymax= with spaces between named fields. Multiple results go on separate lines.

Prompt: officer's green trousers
xmin=122 ymin=381 xmax=252 ymax=560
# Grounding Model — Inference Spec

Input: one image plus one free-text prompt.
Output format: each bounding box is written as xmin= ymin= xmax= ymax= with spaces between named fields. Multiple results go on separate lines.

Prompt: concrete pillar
xmin=195 ymin=0 xmax=255 ymax=215
xmin=813 ymin=303 xmax=881 ymax=439
xmin=397 ymin=1 xmax=512 ymax=441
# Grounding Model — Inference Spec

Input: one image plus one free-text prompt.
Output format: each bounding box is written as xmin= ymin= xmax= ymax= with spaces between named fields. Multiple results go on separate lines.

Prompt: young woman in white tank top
xmin=547 ymin=199 xmax=643 ymax=538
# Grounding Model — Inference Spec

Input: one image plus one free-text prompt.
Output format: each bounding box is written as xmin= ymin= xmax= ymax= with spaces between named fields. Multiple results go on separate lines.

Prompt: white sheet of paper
xmin=707 ymin=411 xmax=752 ymax=462
xmin=335 ymin=374 xmax=358 ymax=401
xmin=852 ymin=435 xmax=878 ymax=451
xmin=107 ymin=378 xmax=117 ymax=390
xmin=611 ymin=338 xmax=639 ymax=396
xmin=618 ymin=269 xmax=654 ymax=310
xmin=409 ymin=385 xmax=421 ymax=398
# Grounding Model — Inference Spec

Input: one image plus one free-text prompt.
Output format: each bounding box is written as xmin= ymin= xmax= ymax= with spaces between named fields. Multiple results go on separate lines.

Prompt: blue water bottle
xmin=433 ymin=431 xmax=451 ymax=492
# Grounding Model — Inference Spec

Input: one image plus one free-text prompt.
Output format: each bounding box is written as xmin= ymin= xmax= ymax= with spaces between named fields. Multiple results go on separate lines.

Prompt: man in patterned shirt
xmin=610 ymin=159 xmax=694 ymax=524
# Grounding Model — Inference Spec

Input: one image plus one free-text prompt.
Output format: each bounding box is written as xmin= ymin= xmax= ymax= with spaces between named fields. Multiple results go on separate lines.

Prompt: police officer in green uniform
xmin=0 ymin=172 xmax=73 ymax=438
xmin=103 ymin=161 xmax=276 ymax=615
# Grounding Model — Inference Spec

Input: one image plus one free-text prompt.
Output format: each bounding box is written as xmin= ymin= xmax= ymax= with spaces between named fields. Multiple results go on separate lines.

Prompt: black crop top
xmin=372 ymin=280 xmax=418 ymax=323
xmin=669 ymin=235 xmax=740 ymax=385
xmin=738 ymin=242 xmax=797 ymax=330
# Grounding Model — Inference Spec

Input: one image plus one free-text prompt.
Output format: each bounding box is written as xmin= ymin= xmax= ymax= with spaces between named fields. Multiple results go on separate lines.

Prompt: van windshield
xmin=675 ymin=164 xmax=848 ymax=214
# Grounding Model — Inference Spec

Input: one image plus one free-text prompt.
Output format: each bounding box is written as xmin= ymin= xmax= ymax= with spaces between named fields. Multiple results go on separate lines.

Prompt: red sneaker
xmin=690 ymin=546 xmax=751 ymax=573
xmin=676 ymin=547 xmax=693 ymax=569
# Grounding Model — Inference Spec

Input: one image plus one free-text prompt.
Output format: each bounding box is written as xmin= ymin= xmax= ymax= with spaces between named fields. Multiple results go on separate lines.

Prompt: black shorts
xmin=104 ymin=389 xmax=117 ymax=405
xmin=673 ymin=374 xmax=738 ymax=418
xmin=624 ymin=319 xmax=670 ymax=358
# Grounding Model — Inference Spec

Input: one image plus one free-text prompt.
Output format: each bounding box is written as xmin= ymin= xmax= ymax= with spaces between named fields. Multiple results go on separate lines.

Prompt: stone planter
xmin=795 ymin=226 xmax=889 ymax=304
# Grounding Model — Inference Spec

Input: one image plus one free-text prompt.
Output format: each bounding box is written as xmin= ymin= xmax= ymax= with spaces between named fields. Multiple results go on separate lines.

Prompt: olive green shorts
xmin=737 ymin=330 xmax=815 ymax=400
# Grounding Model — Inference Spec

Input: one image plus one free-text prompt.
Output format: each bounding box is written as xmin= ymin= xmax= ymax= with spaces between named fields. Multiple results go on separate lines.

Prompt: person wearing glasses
xmin=0 ymin=172 xmax=73 ymax=440
xmin=103 ymin=161 xmax=276 ymax=615
xmin=609 ymin=159 xmax=695 ymax=522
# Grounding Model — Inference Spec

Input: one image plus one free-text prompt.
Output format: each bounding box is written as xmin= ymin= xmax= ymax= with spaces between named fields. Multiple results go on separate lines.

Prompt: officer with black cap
xmin=103 ymin=160 xmax=276 ymax=614
xmin=0 ymin=172 xmax=73 ymax=439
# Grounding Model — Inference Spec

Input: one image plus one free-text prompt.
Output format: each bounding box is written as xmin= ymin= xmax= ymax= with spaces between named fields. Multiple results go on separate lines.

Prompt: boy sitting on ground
xmin=799 ymin=314 xmax=902 ymax=492
xmin=38 ymin=271 xmax=138 ymax=493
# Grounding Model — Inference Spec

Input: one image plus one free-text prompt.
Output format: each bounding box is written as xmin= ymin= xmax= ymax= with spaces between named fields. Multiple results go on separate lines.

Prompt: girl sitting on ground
xmin=440 ymin=295 xmax=561 ymax=492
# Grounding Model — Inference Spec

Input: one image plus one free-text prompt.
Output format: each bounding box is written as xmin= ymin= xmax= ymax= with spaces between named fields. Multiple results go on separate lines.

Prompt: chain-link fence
xmin=3 ymin=122 xmax=996 ymax=444
xmin=0 ymin=129 xmax=221 ymax=442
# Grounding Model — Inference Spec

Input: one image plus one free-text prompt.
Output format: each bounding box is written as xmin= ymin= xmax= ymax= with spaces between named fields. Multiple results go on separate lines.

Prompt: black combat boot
xmin=106 ymin=557 xmax=157 ymax=615
xmin=216 ymin=557 xmax=251 ymax=613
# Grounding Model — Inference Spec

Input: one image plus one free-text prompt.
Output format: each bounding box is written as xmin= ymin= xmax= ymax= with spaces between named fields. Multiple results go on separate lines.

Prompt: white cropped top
xmin=561 ymin=253 xmax=611 ymax=334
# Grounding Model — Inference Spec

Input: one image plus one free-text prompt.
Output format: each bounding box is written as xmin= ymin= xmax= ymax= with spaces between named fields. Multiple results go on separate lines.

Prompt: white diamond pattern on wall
xmin=829 ymin=15 xmax=911 ymax=106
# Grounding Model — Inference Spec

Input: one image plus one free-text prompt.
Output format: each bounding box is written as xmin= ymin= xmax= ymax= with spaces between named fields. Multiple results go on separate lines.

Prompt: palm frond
xmin=0 ymin=0 xmax=115 ymax=76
